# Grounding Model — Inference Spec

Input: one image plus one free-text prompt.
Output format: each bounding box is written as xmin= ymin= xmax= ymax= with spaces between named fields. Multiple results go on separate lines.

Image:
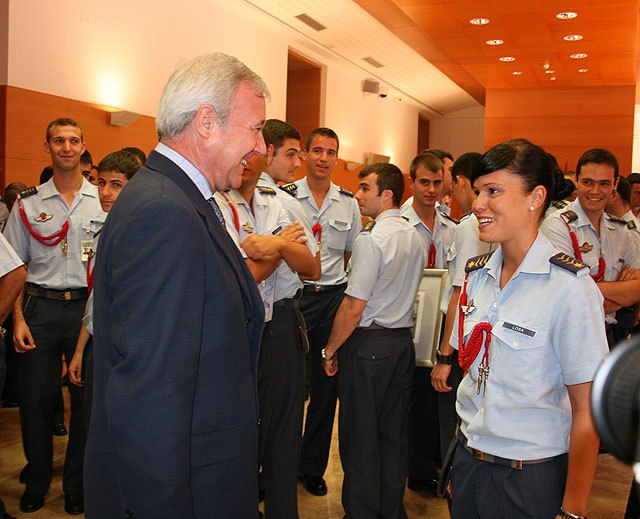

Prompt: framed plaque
xmin=412 ymin=269 xmax=448 ymax=367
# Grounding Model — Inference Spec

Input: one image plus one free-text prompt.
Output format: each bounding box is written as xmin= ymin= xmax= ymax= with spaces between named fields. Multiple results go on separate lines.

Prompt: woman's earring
xmin=529 ymin=206 xmax=535 ymax=212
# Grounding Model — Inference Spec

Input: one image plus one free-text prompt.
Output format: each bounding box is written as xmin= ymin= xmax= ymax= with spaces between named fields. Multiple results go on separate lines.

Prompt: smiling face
xmin=304 ymin=135 xmax=338 ymax=181
xmin=576 ymin=162 xmax=616 ymax=220
xmin=410 ymin=165 xmax=444 ymax=211
xmin=267 ymin=138 xmax=301 ymax=183
xmin=472 ymin=169 xmax=541 ymax=247
xmin=44 ymin=125 xmax=85 ymax=173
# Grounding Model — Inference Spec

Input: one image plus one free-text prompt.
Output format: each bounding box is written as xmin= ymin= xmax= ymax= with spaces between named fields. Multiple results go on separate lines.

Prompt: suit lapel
xmin=144 ymin=152 xmax=264 ymax=326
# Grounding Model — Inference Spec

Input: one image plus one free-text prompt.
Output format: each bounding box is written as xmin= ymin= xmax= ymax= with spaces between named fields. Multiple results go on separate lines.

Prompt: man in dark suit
xmin=84 ymin=53 xmax=269 ymax=519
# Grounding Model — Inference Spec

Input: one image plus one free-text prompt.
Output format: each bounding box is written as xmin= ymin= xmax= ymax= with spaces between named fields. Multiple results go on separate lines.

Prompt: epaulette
xmin=628 ymin=220 xmax=637 ymax=230
xmin=606 ymin=213 xmax=627 ymax=225
xmin=465 ymin=252 xmax=493 ymax=273
xmin=339 ymin=186 xmax=354 ymax=197
xmin=19 ymin=186 xmax=38 ymax=199
xmin=552 ymin=200 xmax=568 ymax=209
xmin=257 ymin=186 xmax=276 ymax=195
xmin=459 ymin=211 xmax=473 ymax=222
xmin=361 ymin=220 xmax=376 ymax=233
xmin=442 ymin=213 xmax=460 ymax=225
xmin=280 ymin=183 xmax=298 ymax=197
xmin=549 ymin=253 xmax=588 ymax=274
xmin=560 ymin=210 xmax=578 ymax=222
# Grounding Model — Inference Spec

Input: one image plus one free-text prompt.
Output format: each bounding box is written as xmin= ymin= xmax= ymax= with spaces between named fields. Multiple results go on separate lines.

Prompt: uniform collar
xmin=401 ymin=204 xmax=450 ymax=230
xmin=258 ymin=172 xmax=277 ymax=188
xmin=375 ymin=208 xmax=401 ymax=222
xmin=484 ymin=232 xmax=554 ymax=281
xmin=569 ymin=198 xmax=607 ymax=231
xmin=38 ymin=176 xmax=99 ymax=201
xmin=296 ymin=177 xmax=341 ymax=200
xmin=436 ymin=201 xmax=451 ymax=216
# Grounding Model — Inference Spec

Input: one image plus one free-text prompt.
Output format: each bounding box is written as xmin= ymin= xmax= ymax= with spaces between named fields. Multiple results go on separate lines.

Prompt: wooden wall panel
xmin=484 ymin=85 xmax=635 ymax=174
xmin=2 ymin=86 xmax=157 ymax=188
xmin=286 ymin=69 xmax=321 ymax=147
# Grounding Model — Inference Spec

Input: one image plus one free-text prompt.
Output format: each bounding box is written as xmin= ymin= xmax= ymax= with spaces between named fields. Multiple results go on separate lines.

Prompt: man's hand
xmin=279 ymin=222 xmax=307 ymax=244
xmin=323 ymin=355 xmax=338 ymax=377
xmin=13 ymin=319 xmax=35 ymax=352
xmin=68 ymin=351 xmax=84 ymax=387
xmin=431 ymin=363 xmax=453 ymax=392
xmin=241 ymin=234 xmax=284 ymax=260
xmin=616 ymin=265 xmax=638 ymax=281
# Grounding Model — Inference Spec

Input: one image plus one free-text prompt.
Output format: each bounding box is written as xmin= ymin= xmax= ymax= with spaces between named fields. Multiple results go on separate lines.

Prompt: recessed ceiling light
xmin=550 ymin=77 xmax=557 ymax=81
xmin=486 ymin=39 xmax=504 ymax=45
xmin=578 ymin=68 xmax=589 ymax=73
xmin=469 ymin=18 xmax=490 ymax=25
xmin=556 ymin=12 xmax=577 ymax=19
xmin=545 ymin=70 xmax=555 ymax=74
xmin=564 ymin=34 xmax=583 ymax=41
xmin=499 ymin=56 xmax=516 ymax=62
xmin=512 ymin=71 xmax=523 ymax=75
xmin=570 ymin=53 xmax=588 ymax=59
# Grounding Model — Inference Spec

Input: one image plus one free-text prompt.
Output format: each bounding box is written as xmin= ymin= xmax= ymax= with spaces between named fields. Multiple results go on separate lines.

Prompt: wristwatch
xmin=559 ymin=507 xmax=586 ymax=519
xmin=0 ymin=326 xmax=5 ymax=338
xmin=321 ymin=348 xmax=335 ymax=361
xmin=435 ymin=349 xmax=454 ymax=365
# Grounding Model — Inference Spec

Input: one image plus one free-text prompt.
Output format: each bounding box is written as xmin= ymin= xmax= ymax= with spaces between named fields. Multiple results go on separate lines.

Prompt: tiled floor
xmin=0 ymin=394 xmax=633 ymax=518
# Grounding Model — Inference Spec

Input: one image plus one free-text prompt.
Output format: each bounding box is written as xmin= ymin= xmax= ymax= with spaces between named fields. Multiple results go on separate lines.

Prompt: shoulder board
xmin=560 ymin=210 xmax=578 ymax=222
xmin=442 ymin=213 xmax=459 ymax=225
xmin=19 ymin=186 xmax=38 ymax=199
xmin=279 ymin=183 xmax=298 ymax=196
xmin=628 ymin=220 xmax=637 ymax=230
xmin=94 ymin=228 xmax=102 ymax=238
xmin=549 ymin=253 xmax=587 ymax=274
xmin=257 ymin=186 xmax=276 ymax=195
xmin=552 ymin=200 xmax=568 ymax=209
xmin=339 ymin=186 xmax=354 ymax=197
xmin=361 ymin=220 xmax=376 ymax=233
xmin=465 ymin=252 xmax=493 ymax=273
xmin=606 ymin=213 xmax=627 ymax=225
xmin=459 ymin=211 xmax=473 ymax=222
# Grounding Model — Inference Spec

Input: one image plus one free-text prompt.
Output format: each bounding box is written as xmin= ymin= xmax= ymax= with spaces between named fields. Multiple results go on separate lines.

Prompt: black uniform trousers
xmin=338 ymin=327 xmax=414 ymax=519
xmin=81 ymin=335 xmax=94 ymax=432
xmin=450 ymin=435 xmax=567 ymax=519
xmin=259 ymin=296 xmax=306 ymax=518
xmin=18 ymin=294 xmax=86 ymax=497
xmin=299 ymin=284 xmax=346 ymax=477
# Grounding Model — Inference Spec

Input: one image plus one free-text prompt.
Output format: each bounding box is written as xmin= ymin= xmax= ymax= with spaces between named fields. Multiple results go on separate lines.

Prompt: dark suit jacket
xmin=85 ymin=151 xmax=264 ymax=519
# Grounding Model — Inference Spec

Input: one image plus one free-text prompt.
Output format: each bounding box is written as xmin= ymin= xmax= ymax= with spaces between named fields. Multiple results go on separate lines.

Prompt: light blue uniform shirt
xmin=294 ymin=178 xmax=362 ymax=287
xmin=623 ymin=209 xmax=640 ymax=243
xmin=214 ymin=188 xmax=290 ymax=322
xmin=257 ymin=173 xmax=319 ymax=301
xmin=3 ymin=178 xmax=105 ymax=289
xmin=346 ymin=209 xmax=426 ymax=328
xmin=0 ymin=232 xmax=23 ymax=277
xmin=82 ymin=232 xmax=100 ymax=335
xmin=451 ymin=233 xmax=608 ymax=460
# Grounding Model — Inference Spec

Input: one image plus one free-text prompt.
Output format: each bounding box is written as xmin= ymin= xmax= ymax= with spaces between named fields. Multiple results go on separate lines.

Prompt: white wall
xmin=429 ymin=105 xmax=485 ymax=159
xmin=5 ymin=0 xmax=426 ymax=169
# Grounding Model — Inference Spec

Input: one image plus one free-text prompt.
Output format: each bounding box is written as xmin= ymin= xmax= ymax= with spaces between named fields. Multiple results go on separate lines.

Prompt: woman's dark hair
xmin=471 ymin=138 xmax=555 ymax=215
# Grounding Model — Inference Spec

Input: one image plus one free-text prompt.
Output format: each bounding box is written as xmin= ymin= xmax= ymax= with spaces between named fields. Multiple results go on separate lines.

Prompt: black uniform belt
xmin=358 ymin=323 xmax=387 ymax=330
xmin=303 ymin=282 xmax=347 ymax=293
xmin=25 ymin=283 xmax=88 ymax=301
xmin=274 ymin=289 xmax=303 ymax=308
xmin=456 ymin=430 xmax=559 ymax=470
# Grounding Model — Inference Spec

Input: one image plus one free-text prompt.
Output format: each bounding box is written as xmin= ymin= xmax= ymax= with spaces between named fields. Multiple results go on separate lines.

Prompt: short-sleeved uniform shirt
xmin=451 ymin=233 xmax=608 ymax=460
xmin=346 ymin=209 xmax=426 ymax=328
xmin=0 ymin=232 xmax=23 ymax=278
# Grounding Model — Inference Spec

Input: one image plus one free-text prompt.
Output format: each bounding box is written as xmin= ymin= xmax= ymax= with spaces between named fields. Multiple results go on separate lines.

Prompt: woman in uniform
xmin=448 ymin=139 xmax=608 ymax=519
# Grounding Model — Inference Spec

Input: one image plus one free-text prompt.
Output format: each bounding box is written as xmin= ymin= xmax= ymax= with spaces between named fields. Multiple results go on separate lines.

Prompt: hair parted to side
xmin=156 ymin=53 xmax=270 ymax=140
xmin=46 ymin=118 xmax=83 ymax=142
xmin=97 ymin=150 xmax=141 ymax=180
xmin=359 ymin=162 xmax=405 ymax=207
xmin=472 ymin=138 xmax=555 ymax=216
xmin=262 ymin=119 xmax=301 ymax=153
xmin=576 ymin=148 xmax=619 ymax=180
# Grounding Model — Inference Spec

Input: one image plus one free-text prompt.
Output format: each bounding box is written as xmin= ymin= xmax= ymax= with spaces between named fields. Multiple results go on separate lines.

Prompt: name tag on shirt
xmin=502 ymin=321 xmax=536 ymax=337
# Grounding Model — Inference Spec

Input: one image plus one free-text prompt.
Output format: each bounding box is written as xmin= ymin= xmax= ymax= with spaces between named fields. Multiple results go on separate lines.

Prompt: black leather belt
xmin=274 ymin=289 xmax=303 ymax=308
xmin=303 ymin=282 xmax=347 ymax=293
xmin=456 ymin=430 xmax=559 ymax=470
xmin=358 ymin=323 xmax=386 ymax=330
xmin=25 ymin=283 xmax=88 ymax=301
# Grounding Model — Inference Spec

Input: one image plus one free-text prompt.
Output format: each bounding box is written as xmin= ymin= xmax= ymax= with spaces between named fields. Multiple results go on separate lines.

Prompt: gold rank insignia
xmin=34 ymin=212 xmax=53 ymax=222
xmin=561 ymin=210 xmax=578 ymax=222
xmin=339 ymin=186 xmax=354 ymax=197
xmin=361 ymin=220 xmax=376 ymax=233
xmin=549 ymin=253 xmax=587 ymax=274
xmin=465 ymin=252 xmax=493 ymax=273
xmin=627 ymin=220 xmax=637 ymax=230
xmin=257 ymin=186 xmax=276 ymax=195
xmin=579 ymin=242 xmax=593 ymax=253
xmin=279 ymin=183 xmax=298 ymax=196
xmin=19 ymin=186 xmax=38 ymax=199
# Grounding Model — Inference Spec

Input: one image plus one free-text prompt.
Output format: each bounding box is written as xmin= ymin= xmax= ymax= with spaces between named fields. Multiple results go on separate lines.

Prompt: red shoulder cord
xmin=312 ymin=223 xmax=322 ymax=244
xmin=560 ymin=216 xmax=605 ymax=281
xmin=219 ymin=193 xmax=240 ymax=233
xmin=18 ymin=199 xmax=69 ymax=246
xmin=427 ymin=243 xmax=436 ymax=269
xmin=458 ymin=273 xmax=492 ymax=371
xmin=87 ymin=250 xmax=95 ymax=294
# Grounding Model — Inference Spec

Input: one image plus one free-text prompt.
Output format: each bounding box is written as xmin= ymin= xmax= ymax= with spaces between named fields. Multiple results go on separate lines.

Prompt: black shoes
xmin=64 ymin=494 xmax=84 ymax=515
xmin=18 ymin=465 xmax=27 ymax=484
xmin=19 ymin=493 xmax=44 ymax=513
xmin=298 ymin=473 xmax=328 ymax=496
xmin=407 ymin=478 xmax=440 ymax=496
xmin=53 ymin=423 xmax=68 ymax=436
